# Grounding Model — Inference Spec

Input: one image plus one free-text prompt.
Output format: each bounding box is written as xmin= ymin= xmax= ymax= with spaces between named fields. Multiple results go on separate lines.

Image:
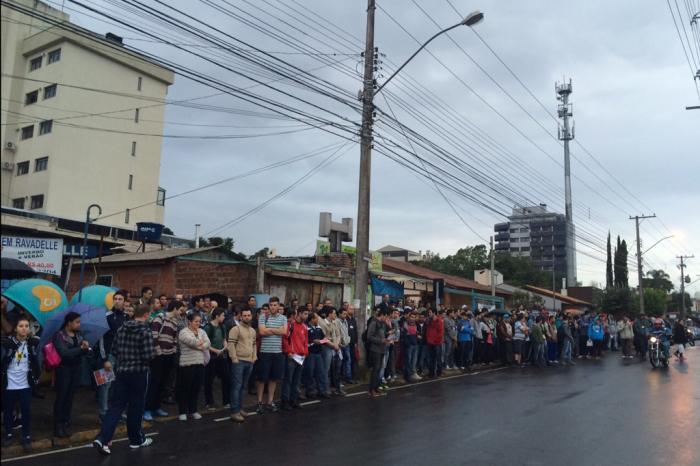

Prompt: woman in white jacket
xmin=176 ymin=313 xmax=211 ymax=421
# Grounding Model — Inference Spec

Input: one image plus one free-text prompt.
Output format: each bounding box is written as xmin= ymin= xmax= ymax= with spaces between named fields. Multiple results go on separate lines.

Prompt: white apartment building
xmin=1 ymin=0 xmax=174 ymax=226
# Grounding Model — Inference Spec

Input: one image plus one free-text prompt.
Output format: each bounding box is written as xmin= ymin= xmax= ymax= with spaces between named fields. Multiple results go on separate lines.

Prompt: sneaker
xmin=191 ymin=412 xmax=202 ymax=420
xmin=230 ymin=412 xmax=245 ymax=423
xmin=154 ymin=409 xmax=169 ymax=417
xmin=93 ymin=439 xmax=111 ymax=456
xmin=143 ymin=411 xmax=154 ymax=422
xmin=178 ymin=414 xmax=187 ymax=421
xmin=205 ymin=405 xmax=216 ymax=412
xmin=129 ymin=437 xmax=153 ymax=449
xmin=267 ymin=402 xmax=279 ymax=413
xmin=255 ymin=403 xmax=265 ymax=415
xmin=240 ymin=409 xmax=254 ymax=418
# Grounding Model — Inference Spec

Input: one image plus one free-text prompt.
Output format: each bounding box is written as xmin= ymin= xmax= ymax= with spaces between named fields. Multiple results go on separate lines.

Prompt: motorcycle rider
xmin=648 ymin=318 xmax=672 ymax=360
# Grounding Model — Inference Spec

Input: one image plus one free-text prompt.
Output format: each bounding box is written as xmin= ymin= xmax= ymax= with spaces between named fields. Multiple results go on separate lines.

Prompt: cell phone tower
xmin=556 ymin=79 xmax=577 ymax=286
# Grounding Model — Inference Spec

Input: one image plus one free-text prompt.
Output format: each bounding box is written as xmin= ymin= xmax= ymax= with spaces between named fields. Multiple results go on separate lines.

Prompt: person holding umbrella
xmin=52 ymin=312 xmax=90 ymax=438
xmin=93 ymin=304 xmax=155 ymax=455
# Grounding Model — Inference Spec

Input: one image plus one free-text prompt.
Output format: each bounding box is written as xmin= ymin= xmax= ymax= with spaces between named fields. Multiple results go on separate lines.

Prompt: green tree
xmin=613 ymin=236 xmax=629 ymax=288
xmin=416 ymin=245 xmax=488 ymax=277
xmin=598 ymin=286 xmax=634 ymax=316
xmin=639 ymin=288 xmax=667 ymax=316
xmin=494 ymin=253 xmax=554 ymax=288
xmin=669 ymin=292 xmax=692 ymax=314
xmin=249 ymin=247 xmax=270 ymax=260
xmin=206 ymin=236 xmax=234 ymax=252
xmin=642 ymin=269 xmax=674 ymax=293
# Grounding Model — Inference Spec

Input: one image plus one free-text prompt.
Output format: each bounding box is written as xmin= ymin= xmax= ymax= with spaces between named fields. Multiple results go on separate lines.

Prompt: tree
xmin=640 ymin=288 xmax=667 ymax=316
xmin=249 ymin=247 xmax=270 ymax=260
xmin=642 ymin=269 xmax=674 ymax=293
xmin=511 ymin=291 xmax=545 ymax=310
xmin=669 ymin=292 xmax=692 ymax=314
xmin=416 ymin=245 xmax=488 ymax=277
xmin=613 ymin=236 xmax=629 ymax=288
xmin=598 ymin=286 xmax=634 ymax=316
xmin=206 ymin=236 xmax=234 ymax=252
xmin=605 ymin=232 xmax=614 ymax=289
xmin=494 ymin=253 xmax=554 ymax=288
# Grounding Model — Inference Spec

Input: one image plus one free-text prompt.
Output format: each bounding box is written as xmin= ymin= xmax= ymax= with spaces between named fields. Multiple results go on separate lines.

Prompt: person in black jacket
xmin=2 ymin=316 xmax=40 ymax=451
xmin=95 ymin=290 xmax=129 ymax=421
xmin=52 ymin=312 xmax=90 ymax=438
xmin=672 ymin=320 xmax=688 ymax=361
xmin=343 ymin=302 xmax=358 ymax=384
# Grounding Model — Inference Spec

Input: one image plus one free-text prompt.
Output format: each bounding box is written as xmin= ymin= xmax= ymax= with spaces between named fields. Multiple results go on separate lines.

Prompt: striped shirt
xmin=151 ymin=313 xmax=179 ymax=356
xmin=259 ymin=313 xmax=287 ymax=353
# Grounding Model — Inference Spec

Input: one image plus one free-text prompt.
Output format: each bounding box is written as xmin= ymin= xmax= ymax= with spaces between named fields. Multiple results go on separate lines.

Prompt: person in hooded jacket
xmin=587 ymin=317 xmax=606 ymax=359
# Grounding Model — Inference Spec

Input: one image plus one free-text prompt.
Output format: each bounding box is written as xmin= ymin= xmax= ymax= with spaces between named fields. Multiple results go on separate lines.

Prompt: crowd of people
xmin=0 ymin=289 xmax=694 ymax=455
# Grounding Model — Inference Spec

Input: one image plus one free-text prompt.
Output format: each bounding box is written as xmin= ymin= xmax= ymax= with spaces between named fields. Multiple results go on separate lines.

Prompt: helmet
xmin=653 ymin=318 xmax=663 ymax=328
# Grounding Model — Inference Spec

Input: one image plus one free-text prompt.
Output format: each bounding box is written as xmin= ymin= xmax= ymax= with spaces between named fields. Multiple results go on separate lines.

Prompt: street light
xmin=641 ymin=235 xmax=673 ymax=256
xmin=354 ymin=3 xmax=484 ymax=328
xmin=77 ymin=204 xmax=102 ymax=302
xmin=375 ymin=11 xmax=485 ymax=95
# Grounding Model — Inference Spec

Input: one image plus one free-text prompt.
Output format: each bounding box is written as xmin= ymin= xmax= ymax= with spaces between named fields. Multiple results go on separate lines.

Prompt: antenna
xmin=556 ymin=78 xmax=576 ymax=286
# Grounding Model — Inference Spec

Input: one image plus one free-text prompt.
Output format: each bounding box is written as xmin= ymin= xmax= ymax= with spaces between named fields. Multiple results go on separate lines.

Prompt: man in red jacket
xmin=425 ymin=309 xmax=445 ymax=378
xmin=281 ymin=309 xmax=309 ymax=410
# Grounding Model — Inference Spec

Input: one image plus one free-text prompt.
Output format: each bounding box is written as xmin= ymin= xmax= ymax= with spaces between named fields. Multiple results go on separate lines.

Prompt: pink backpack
xmin=43 ymin=341 xmax=62 ymax=371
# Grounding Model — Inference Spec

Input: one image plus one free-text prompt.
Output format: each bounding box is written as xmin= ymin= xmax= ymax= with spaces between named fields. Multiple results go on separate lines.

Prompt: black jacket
xmin=346 ymin=316 xmax=358 ymax=345
xmin=1 ymin=336 xmax=41 ymax=389
xmin=104 ymin=308 xmax=130 ymax=356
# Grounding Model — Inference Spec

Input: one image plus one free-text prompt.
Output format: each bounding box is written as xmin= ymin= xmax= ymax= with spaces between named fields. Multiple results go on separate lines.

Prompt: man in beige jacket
xmin=227 ymin=309 xmax=257 ymax=422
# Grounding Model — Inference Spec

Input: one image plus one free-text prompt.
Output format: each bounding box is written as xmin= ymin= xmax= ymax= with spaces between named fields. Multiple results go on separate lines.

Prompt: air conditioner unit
xmin=2 ymin=161 xmax=14 ymax=171
xmin=4 ymin=142 xmax=17 ymax=151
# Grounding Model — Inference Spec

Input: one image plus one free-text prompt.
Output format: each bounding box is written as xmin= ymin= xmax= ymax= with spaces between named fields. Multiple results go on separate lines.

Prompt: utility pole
xmin=556 ymin=79 xmax=577 ymax=287
xmin=629 ymin=214 xmax=656 ymax=314
xmin=354 ymin=0 xmax=376 ymax=336
xmin=490 ymin=236 xmax=495 ymax=297
xmin=677 ymin=255 xmax=694 ymax=319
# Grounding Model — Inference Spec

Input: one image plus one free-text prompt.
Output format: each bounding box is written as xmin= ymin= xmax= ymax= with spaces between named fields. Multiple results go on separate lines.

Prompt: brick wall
xmin=174 ymin=259 xmax=256 ymax=303
xmin=66 ymin=262 xmax=174 ymax=299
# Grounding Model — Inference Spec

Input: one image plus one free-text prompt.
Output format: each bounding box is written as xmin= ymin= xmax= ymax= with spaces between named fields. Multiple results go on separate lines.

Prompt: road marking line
xmin=386 ymin=367 xmax=508 ymax=392
xmin=345 ymin=391 xmax=366 ymax=397
xmin=300 ymin=400 xmax=321 ymax=406
xmin=1 ymin=433 xmax=159 ymax=463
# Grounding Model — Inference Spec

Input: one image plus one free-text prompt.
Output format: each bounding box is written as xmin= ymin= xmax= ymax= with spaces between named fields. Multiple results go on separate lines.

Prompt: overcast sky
xmin=63 ymin=0 xmax=699 ymax=294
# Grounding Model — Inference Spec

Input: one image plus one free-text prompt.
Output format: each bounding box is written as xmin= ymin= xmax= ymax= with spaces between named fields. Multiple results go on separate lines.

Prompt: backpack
xmin=43 ymin=341 xmax=61 ymax=371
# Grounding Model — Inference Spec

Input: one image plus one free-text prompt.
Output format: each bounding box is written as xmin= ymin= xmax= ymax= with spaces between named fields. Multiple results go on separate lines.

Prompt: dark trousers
xmin=145 ymin=353 xmax=176 ymax=412
xmin=176 ymin=365 xmax=204 ymax=415
xmin=427 ymin=344 xmax=443 ymax=376
xmin=96 ymin=371 xmax=148 ymax=447
xmin=53 ymin=364 xmax=81 ymax=427
xmin=591 ymin=340 xmax=604 ymax=358
xmin=204 ymin=356 xmax=231 ymax=406
xmin=302 ymin=352 xmax=326 ymax=396
xmin=341 ymin=346 xmax=353 ymax=381
xmin=281 ymin=357 xmax=303 ymax=404
xmin=330 ymin=353 xmax=341 ymax=390
xmin=3 ymin=388 xmax=31 ymax=441
xmin=368 ymin=350 xmax=384 ymax=391
xmin=579 ymin=335 xmax=590 ymax=356
xmin=458 ymin=341 xmax=473 ymax=368
xmin=501 ymin=340 xmax=513 ymax=365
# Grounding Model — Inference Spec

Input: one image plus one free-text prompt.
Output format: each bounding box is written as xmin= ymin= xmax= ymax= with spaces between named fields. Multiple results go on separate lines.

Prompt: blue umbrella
xmin=70 ymin=285 xmax=117 ymax=309
xmin=40 ymin=303 xmax=109 ymax=348
xmin=3 ymin=278 xmax=68 ymax=326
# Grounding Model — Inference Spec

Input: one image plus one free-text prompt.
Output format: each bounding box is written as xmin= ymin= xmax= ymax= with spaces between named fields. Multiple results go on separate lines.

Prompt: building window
xmin=25 ymin=90 xmax=38 ymax=105
xmin=35 ymin=156 xmax=48 ymax=172
xmin=12 ymin=198 xmax=25 ymax=209
xmin=44 ymin=84 xmax=57 ymax=99
xmin=134 ymin=108 xmax=139 ymax=123
xmin=520 ymin=227 xmax=529 ymax=233
xmin=509 ymin=228 xmax=517 ymax=233
xmin=510 ymin=247 xmax=519 ymax=253
xmin=137 ymin=76 xmax=142 ymax=91
xmin=16 ymin=161 xmax=29 ymax=176
xmin=128 ymin=174 xmax=133 ymax=190
xmin=131 ymin=141 xmax=136 ymax=156
xmin=47 ymin=48 xmax=61 ymax=64
xmin=521 ymin=247 xmax=530 ymax=252
xmin=21 ymin=125 xmax=34 ymax=140
xmin=29 ymin=56 xmax=42 ymax=71
xmin=156 ymin=187 xmax=166 ymax=206
xmin=30 ymin=194 xmax=44 ymax=209
xmin=39 ymin=120 xmax=53 ymax=135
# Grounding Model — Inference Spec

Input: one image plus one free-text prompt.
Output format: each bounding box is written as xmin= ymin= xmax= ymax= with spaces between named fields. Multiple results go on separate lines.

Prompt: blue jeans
xmin=303 ymin=352 xmax=327 ymax=396
xmin=281 ymin=356 xmax=303 ymax=404
xmin=403 ymin=344 xmax=417 ymax=379
xmin=341 ymin=346 xmax=352 ymax=381
xmin=321 ymin=347 xmax=334 ymax=393
xmin=3 ymin=388 xmax=31 ymax=442
xmin=562 ymin=339 xmax=573 ymax=362
xmin=230 ymin=361 xmax=252 ymax=413
xmin=417 ymin=344 xmax=427 ymax=373
xmin=96 ymin=371 xmax=148 ymax=447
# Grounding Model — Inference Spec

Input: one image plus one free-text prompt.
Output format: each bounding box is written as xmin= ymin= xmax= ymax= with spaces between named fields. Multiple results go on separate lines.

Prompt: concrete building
xmin=1 ymin=0 xmax=174 ymax=226
xmin=377 ymin=245 xmax=421 ymax=262
xmin=494 ymin=204 xmax=571 ymax=277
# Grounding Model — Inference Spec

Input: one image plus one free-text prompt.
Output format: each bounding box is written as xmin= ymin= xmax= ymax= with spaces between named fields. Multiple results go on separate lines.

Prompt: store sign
xmin=315 ymin=240 xmax=382 ymax=272
xmin=1 ymin=236 xmax=64 ymax=275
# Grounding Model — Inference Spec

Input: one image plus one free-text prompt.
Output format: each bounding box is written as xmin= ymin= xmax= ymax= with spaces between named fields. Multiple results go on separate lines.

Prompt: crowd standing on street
xmin=0 ymin=289 xmax=695 ymax=455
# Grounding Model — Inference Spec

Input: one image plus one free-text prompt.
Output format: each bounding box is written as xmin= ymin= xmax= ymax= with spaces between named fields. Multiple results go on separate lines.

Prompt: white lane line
xmin=386 ymin=367 xmax=508 ymax=392
xmin=345 ymin=391 xmax=366 ymax=398
xmin=1 ymin=433 xmax=159 ymax=463
xmin=299 ymin=400 xmax=321 ymax=406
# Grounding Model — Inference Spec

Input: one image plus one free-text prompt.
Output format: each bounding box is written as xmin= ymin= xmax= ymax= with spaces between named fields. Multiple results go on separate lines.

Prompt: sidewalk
xmin=0 ymin=365 xmax=494 ymax=459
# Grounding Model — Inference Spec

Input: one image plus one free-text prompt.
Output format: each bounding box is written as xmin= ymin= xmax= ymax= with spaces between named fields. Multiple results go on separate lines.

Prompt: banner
xmin=315 ymin=240 xmax=382 ymax=272
xmin=1 ymin=236 xmax=64 ymax=276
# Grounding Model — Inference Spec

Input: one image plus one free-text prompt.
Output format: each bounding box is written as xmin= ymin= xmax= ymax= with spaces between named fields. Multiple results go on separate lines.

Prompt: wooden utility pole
xmin=629 ymin=214 xmax=655 ymax=314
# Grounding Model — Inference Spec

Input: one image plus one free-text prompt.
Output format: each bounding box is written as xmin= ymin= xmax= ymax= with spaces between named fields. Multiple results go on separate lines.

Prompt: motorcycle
xmin=648 ymin=335 xmax=669 ymax=368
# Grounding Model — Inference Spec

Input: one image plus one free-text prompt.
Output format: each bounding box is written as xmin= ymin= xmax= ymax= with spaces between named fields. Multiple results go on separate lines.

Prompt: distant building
xmin=377 ymin=245 xmax=421 ymax=262
xmin=473 ymin=269 xmax=503 ymax=288
xmin=1 ymin=0 xmax=174 ymax=226
xmin=494 ymin=204 xmax=571 ymax=277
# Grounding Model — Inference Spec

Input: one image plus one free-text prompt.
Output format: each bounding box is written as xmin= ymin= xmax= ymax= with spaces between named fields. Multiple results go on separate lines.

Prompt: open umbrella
xmin=40 ymin=303 xmax=109 ymax=348
xmin=70 ymin=285 xmax=117 ymax=309
xmin=3 ymin=278 xmax=67 ymax=326
xmin=1 ymin=257 xmax=37 ymax=280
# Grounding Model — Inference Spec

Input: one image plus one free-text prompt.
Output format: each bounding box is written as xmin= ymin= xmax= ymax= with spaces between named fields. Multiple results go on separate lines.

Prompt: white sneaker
xmin=129 ymin=437 xmax=153 ymax=449
xmin=178 ymin=414 xmax=187 ymax=421
xmin=191 ymin=412 xmax=202 ymax=420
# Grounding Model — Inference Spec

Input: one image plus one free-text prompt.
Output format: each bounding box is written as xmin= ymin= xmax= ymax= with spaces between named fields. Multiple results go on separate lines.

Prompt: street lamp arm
xmin=641 ymin=235 xmax=673 ymax=256
xmin=375 ymin=21 xmax=464 ymax=95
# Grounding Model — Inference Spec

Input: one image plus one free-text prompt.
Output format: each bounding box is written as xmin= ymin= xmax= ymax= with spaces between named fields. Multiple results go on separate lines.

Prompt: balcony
xmin=495 ymin=232 xmax=510 ymax=241
xmin=494 ymin=222 xmax=509 ymax=232
xmin=495 ymin=242 xmax=510 ymax=251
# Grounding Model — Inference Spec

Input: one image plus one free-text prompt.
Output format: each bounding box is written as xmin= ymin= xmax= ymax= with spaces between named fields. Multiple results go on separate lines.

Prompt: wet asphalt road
xmin=6 ymin=347 xmax=699 ymax=466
